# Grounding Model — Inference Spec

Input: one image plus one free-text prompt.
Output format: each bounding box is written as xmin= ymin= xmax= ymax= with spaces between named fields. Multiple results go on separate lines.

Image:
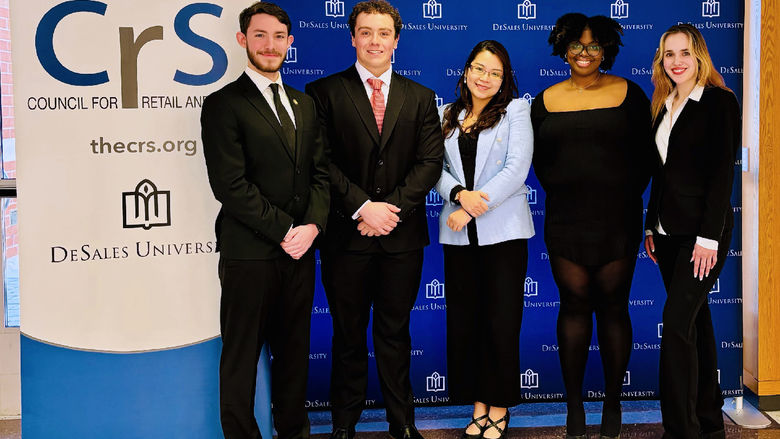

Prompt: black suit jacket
xmin=645 ymin=86 xmax=741 ymax=241
xmin=201 ymin=73 xmax=330 ymax=259
xmin=305 ymin=66 xmax=444 ymax=253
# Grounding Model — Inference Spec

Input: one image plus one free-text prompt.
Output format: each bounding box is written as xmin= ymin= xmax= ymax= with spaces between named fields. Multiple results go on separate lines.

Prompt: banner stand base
xmin=723 ymin=397 xmax=772 ymax=428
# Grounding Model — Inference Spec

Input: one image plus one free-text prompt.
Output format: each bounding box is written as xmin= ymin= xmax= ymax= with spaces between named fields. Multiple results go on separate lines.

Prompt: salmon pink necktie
xmin=367 ymin=78 xmax=385 ymax=134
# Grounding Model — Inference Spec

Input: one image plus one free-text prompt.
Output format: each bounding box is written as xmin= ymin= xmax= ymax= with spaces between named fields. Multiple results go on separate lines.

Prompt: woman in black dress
xmin=531 ymin=13 xmax=653 ymax=439
xmin=644 ymin=24 xmax=740 ymax=439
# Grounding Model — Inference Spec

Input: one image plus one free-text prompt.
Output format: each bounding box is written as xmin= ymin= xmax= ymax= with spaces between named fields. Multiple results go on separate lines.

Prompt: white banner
xmin=13 ymin=0 xmax=247 ymax=352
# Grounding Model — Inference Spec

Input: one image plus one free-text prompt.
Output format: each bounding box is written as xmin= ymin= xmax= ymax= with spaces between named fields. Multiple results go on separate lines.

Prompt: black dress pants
xmin=218 ymin=252 xmax=315 ymax=439
xmin=321 ymin=242 xmax=424 ymax=429
xmin=443 ymin=239 xmax=528 ymax=407
xmin=654 ymin=232 xmax=731 ymax=439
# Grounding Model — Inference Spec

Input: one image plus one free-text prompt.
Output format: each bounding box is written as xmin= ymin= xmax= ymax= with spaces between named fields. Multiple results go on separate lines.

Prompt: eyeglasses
xmin=567 ymin=41 xmax=603 ymax=57
xmin=468 ymin=64 xmax=503 ymax=81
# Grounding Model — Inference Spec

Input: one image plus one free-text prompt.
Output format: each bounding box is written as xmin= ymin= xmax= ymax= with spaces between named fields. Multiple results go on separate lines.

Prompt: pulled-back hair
xmin=548 ymin=13 xmax=623 ymax=70
xmin=442 ymin=40 xmax=519 ymax=139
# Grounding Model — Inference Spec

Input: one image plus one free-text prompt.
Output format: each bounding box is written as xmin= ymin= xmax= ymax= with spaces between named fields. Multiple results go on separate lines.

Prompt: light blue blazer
xmin=435 ymin=98 xmax=535 ymax=246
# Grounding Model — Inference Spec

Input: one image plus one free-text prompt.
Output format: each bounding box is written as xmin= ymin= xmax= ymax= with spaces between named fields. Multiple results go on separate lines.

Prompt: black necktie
xmin=269 ymin=83 xmax=296 ymax=152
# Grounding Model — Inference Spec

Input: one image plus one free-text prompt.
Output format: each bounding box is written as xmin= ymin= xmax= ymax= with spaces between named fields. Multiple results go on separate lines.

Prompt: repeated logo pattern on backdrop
xmin=12 ymin=4 xmax=743 ymax=437
xmin=278 ymin=0 xmax=744 ymax=407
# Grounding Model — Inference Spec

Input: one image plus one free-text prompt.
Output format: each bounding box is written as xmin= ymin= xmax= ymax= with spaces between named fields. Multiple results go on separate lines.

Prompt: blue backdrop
xmin=273 ymin=0 xmax=744 ymax=408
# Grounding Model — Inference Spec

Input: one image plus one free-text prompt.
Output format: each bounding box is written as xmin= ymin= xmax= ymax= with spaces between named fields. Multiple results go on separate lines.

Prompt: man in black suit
xmin=305 ymin=2 xmax=444 ymax=439
xmin=201 ymin=3 xmax=329 ymax=438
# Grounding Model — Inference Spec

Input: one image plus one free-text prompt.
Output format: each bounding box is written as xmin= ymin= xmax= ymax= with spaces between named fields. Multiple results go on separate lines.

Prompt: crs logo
xmin=35 ymin=1 xmax=228 ymax=108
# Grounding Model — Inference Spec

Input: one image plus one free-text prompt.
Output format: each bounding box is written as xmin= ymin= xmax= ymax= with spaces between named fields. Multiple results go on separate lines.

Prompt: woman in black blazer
xmin=644 ymin=24 xmax=740 ymax=439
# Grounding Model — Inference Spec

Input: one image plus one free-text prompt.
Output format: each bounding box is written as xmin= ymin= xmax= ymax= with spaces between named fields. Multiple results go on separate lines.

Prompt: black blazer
xmin=645 ymin=86 xmax=741 ymax=241
xmin=201 ymin=73 xmax=330 ymax=259
xmin=305 ymin=66 xmax=444 ymax=253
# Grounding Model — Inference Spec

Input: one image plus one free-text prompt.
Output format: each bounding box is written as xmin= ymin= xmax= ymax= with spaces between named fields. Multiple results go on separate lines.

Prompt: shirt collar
xmin=244 ymin=66 xmax=284 ymax=94
xmin=355 ymin=61 xmax=392 ymax=87
xmin=689 ymin=84 xmax=705 ymax=101
xmin=665 ymin=83 xmax=705 ymax=110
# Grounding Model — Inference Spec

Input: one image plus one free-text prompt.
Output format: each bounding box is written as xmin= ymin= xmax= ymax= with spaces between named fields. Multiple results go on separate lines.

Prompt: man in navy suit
xmin=201 ymin=3 xmax=329 ymax=438
xmin=306 ymin=2 xmax=443 ymax=439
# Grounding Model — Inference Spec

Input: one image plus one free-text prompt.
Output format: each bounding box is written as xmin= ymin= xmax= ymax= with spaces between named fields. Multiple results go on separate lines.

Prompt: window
xmin=1 ymin=2 xmax=18 ymax=328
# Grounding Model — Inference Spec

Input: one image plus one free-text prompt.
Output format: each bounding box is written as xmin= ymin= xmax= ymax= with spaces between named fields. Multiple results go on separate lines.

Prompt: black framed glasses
xmin=567 ymin=41 xmax=603 ymax=57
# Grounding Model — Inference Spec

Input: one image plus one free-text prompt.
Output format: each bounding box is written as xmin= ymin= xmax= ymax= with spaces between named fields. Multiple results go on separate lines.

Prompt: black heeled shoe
xmin=565 ymin=402 xmax=587 ymax=439
xmin=483 ymin=412 xmax=510 ymax=439
xmin=599 ymin=403 xmax=621 ymax=439
xmin=461 ymin=413 xmax=489 ymax=439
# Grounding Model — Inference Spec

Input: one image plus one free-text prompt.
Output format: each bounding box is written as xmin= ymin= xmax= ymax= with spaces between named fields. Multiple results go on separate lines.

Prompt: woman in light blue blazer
xmin=436 ymin=40 xmax=534 ymax=439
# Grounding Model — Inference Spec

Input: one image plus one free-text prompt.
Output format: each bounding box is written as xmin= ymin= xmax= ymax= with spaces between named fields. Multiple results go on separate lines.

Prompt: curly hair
xmin=348 ymin=1 xmax=402 ymax=37
xmin=547 ymin=13 xmax=623 ymax=70
xmin=442 ymin=40 xmax=519 ymax=139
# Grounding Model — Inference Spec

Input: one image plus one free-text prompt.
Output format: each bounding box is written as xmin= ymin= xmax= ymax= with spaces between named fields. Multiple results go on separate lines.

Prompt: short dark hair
xmin=348 ymin=1 xmax=402 ymax=38
xmin=239 ymin=2 xmax=291 ymax=35
xmin=548 ymin=13 xmax=623 ymax=70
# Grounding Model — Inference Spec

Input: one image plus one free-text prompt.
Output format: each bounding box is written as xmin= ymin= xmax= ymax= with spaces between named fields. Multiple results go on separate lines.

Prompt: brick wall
xmin=1 ymin=0 xmax=18 ymax=311
xmin=0 ymin=0 xmax=13 ymax=154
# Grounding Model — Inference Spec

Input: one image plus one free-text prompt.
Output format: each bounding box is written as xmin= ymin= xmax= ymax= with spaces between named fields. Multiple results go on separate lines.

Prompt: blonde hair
xmin=650 ymin=24 xmax=730 ymax=122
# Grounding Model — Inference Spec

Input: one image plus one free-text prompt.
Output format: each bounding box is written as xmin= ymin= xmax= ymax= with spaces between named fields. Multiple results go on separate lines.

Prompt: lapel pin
xmin=292 ymin=98 xmax=298 ymax=105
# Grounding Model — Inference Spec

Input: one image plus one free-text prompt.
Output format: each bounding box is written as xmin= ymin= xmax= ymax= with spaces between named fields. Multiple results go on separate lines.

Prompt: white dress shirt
xmin=647 ymin=84 xmax=718 ymax=250
xmin=244 ymin=67 xmax=296 ymax=128
xmin=351 ymin=61 xmax=394 ymax=219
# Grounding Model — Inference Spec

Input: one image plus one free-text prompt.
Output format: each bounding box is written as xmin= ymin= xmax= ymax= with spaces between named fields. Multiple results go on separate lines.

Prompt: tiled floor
xmin=2 ymin=402 xmax=779 ymax=438
xmin=0 ymin=419 xmax=19 ymax=439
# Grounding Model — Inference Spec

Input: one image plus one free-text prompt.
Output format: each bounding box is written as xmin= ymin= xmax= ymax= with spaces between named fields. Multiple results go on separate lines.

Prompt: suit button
xmin=375 ymin=188 xmax=382 ymax=194
xmin=296 ymin=168 xmax=301 ymax=175
xmin=294 ymin=195 xmax=301 ymax=202
xmin=377 ymin=159 xmax=384 ymax=167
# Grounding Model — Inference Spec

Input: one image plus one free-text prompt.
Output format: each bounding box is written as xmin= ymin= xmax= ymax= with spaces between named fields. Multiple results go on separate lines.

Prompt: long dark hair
xmin=442 ymin=40 xmax=518 ymax=139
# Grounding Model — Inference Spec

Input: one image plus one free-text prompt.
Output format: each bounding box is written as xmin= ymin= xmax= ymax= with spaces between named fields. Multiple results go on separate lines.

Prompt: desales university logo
xmin=50 ymin=179 xmax=217 ymax=264
xmin=122 ymin=179 xmax=171 ymax=230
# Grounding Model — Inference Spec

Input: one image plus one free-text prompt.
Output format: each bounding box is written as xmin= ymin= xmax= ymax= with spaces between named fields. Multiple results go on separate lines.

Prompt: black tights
xmin=550 ymin=255 xmax=636 ymax=437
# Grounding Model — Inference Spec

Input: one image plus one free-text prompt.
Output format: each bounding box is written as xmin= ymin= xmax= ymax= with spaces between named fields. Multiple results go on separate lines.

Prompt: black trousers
xmin=654 ymin=232 xmax=731 ymax=439
xmin=218 ymin=252 xmax=315 ymax=439
xmin=321 ymin=242 xmax=424 ymax=429
xmin=443 ymin=239 xmax=528 ymax=407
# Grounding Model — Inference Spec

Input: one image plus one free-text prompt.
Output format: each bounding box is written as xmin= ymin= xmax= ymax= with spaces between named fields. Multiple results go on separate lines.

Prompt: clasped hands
xmin=447 ymin=190 xmax=490 ymax=232
xmin=281 ymin=224 xmax=319 ymax=260
xmin=357 ymin=201 xmax=401 ymax=237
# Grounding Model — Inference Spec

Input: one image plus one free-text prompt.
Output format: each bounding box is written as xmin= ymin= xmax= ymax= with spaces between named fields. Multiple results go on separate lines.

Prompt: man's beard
xmin=247 ymin=48 xmax=284 ymax=73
